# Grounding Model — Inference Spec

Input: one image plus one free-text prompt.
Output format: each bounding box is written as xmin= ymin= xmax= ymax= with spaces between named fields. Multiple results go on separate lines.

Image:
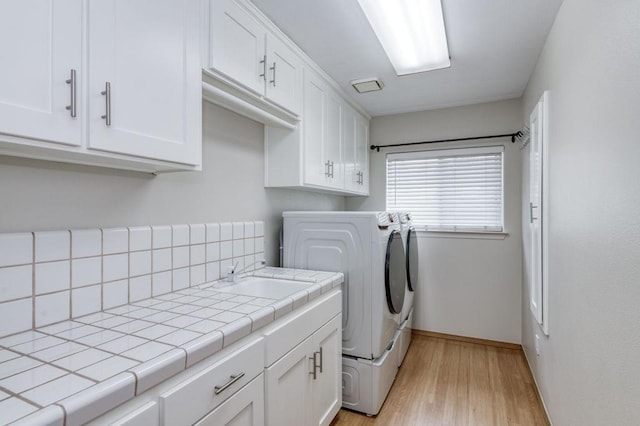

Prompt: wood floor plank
xmin=331 ymin=335 xmax=549 ymax=426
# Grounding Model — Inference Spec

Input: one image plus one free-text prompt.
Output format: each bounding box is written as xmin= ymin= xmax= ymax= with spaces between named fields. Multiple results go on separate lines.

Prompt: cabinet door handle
xmin=65 ymin=69 xmax=77 ymax=118
xmin=530 ymin=202 xmax=539 ymax=223
xmin=214 ymin=372 xmax=245 ymax=395
xmin=330 ymin=161 xmax=335 ymax=178
xmin=259 ymin=55 xmax=266 ymax=81
xmin=309 ymin=353 xmax=317 ymax=380
xmin=101 ymin=82 xmax=111 ymax=126
xmin=318 ymin=346 xmax=323 ymax=373
xmin=270 ymin=62 xmax=276 ymax=87
xmin=325 ymin=161 xmax=331 ymax=177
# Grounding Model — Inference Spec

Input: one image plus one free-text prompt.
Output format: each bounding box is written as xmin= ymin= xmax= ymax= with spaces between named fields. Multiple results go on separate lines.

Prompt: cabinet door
xmin=210 ymin=0 xmax=266 ymax=96
xmin=311 ymin=315 xmax=342 ymax=426
xmin=265 ymin=34 xmax=302 ymax=115
xmin=355 ymin=115 xmax=369 ymax=194
xmin=325 ymin=91 xmax=343 ymax=189
xmin=265 ymin=337 xmax=313 ymax=426
xmin=88 ymin=0 xmax=201 ymax=166
xmin=0 ymin=0 xmax=82 ymax=146
xmin=303 ymin=72 xmax=327 ymax=187
xmin=196 ymin=374 xmax=265 ymax=426
xmin=342 ymin=105 xmax=358 ymax=192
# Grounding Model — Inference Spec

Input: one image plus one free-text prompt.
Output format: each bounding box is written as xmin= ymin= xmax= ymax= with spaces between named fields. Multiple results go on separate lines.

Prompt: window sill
xmin=416 ymin=230 xmax=509 ymax=240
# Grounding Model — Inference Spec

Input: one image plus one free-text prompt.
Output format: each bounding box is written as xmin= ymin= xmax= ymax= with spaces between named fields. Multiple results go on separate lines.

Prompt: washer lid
xmin=385 ymin=230 xmax=406 ymax=314
xmin=407 ymin=227 xmax=419 ymax=292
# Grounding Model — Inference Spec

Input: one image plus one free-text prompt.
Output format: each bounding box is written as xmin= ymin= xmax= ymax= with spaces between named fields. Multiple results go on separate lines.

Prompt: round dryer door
xmin=407 ymin=227 xmax=419 ymax=292
xmin=385 ymin=230 xmax=406 ymax=314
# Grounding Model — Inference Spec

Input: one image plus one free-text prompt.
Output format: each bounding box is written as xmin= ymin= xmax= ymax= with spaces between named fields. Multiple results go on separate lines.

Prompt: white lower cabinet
xmin=88 ymin=289 xmax=342 ymax=426
xmin=265 ymin=314 xmax=342 ymax=426
xmin=196 ymin=374 xmax=265 ymax=426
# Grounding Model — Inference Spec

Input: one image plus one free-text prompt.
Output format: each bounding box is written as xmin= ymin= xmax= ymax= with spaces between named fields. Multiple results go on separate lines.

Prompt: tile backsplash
xmin=0 ymin=221 xmax=265 ymax=337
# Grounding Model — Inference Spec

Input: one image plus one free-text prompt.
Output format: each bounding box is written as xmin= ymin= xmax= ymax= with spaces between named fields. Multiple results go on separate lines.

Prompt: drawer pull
xmin=214 ymin=372 xmax=245 ymax=395
xmin=309 ymin=352 xmax=318 ymax=380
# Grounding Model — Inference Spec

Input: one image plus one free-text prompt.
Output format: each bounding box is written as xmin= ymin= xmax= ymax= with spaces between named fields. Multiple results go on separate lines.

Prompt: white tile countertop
xmin=0 ymin=267 xmax=343 ymax=425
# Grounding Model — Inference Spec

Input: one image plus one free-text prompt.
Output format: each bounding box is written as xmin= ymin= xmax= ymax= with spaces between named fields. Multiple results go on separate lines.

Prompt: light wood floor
xmin=331 ymin=335 xmax=548 ymax=426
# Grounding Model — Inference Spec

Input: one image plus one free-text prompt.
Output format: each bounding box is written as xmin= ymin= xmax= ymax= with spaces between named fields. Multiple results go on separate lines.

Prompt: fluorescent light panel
xmin=357 ymin=0 xmax=450 ymax=75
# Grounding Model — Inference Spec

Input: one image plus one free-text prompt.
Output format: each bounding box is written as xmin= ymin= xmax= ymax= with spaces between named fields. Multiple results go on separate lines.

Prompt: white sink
xmin=213 ymin=276 xmax=312 ymax=299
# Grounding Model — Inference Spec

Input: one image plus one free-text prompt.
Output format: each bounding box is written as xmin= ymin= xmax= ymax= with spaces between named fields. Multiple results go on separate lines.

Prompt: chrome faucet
xmin=226 ymin=259 xmax=267 ymax=283
xmin=226 ymin=261 xmax=240 ymax=283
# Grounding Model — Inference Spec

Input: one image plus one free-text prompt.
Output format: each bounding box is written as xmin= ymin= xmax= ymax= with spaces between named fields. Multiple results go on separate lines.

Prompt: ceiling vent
xmin=351 ymin=78 xmax=384 ymax=94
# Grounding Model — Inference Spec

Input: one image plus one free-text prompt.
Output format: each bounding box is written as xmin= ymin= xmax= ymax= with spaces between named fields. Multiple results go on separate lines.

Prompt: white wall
xmin=347 ymin=99 xmax=523 ymax=344
xmin=520 ymin=1 xmax=640 ymax=424
xmin=0 ymin=102 xmax=345 ymax=266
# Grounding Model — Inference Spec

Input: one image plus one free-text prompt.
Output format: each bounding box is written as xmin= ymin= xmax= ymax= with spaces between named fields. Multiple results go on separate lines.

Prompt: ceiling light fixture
xmin=357 ymin=0 xmax=450 ymax=76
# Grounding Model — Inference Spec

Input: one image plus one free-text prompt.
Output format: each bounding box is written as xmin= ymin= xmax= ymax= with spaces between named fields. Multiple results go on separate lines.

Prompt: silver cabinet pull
xmin=269 ymin=62 xmax=276 ymax=87
xmin=214 ymin=372 xmax=245 ymax=395
xmin=530 ymin=202 xmax=539 ymax=223
xmin=318 ymin=346 xmax=323 ymax=373
xmin=325 ymin=161 xmax=331 ymax=177
xmin=309 ymin=352 xmax=317 ymax=380
xmin=65 ymin=69 xmax=77 ymax=118
xmin=356 ymin=171 xmax=362 ymax=185
xmin=101 ymin=82 xmax=111 ymax=126
xmin=329 ymin=161 xmax=335 ymax=178
xmin=259 ymin=55 xmax=266 ymax=81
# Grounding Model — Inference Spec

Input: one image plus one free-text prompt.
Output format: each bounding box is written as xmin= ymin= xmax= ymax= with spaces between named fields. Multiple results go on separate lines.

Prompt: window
xmin=386 ymin=146 xmax=504 ymax=232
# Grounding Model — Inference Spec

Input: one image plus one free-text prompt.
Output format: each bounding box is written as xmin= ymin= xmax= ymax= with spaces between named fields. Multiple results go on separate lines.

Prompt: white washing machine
xmin=397 ymin=212 xmax=419 ymax=366
xmin=283 ymin=211 xmax=406 ymax=415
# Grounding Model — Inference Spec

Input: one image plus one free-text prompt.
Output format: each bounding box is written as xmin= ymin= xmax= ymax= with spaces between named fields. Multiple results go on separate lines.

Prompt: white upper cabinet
xmin=0 ymin=0 xmax=82 ymax=147
xmin=342 ymin=105 xmax=358 ymax=193
xmin=88 ymin=0 xmax=201 ymax=166
xmin=266 ymin=67 xmax=369 ymax=196
xmin=355 ymin=115 xmax=370 ymax=195
xmin=205 ymin=0 xmax=370 ymax=195
xmin=0 ymin=0 xmax=202 ymax=172
xmin=265 ymin=34 xmax=303 ymax=114
xmin=343 ymin=104 xmax=369 ymax=195
xmin=303 ymin=73 xmax=327 ymax=187
xmin=210 ymin=0 xmax=266 ymax=96
xmin=302 ymin=72 xmax=344 ymax=191
xmin=208 ymin=0 xmax=302 ymax=115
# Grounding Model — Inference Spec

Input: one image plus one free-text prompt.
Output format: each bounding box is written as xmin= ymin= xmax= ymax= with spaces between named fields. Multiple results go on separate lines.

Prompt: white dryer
xmin=283 ymin=211 xmax=406 ymax=415
xmin=397 ymin=212 xmax=419 ymax=366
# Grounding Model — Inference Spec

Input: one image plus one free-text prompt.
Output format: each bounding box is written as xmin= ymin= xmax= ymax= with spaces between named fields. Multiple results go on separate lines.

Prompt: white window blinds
xmin=386 ymin=146 xmax=504 ymax=232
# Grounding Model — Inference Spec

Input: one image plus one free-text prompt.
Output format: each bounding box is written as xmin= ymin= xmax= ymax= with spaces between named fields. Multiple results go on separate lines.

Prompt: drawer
xmin=161 ymin=336 xmax=264 ymax=426
xmin=262 ymin=289 xmax=341 ymax=367
xmin=111 ymin=402 xmax=158 ymax=426
xmin=195 ymin=373 xmax=264 ymax=426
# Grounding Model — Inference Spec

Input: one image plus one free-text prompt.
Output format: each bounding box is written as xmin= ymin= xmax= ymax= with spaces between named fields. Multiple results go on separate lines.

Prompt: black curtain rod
xmin=370 ymin=131 xmax=523 ymax=152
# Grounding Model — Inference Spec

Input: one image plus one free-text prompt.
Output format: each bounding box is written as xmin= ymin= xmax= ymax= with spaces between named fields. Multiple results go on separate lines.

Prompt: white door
xmin=265 ymin=34 xmax=302 ymax=115
xmin=303 ymin=72 xmax=327 ymax=186
xmin=325 ymin=90 xmax=343 ymax=189
xmin=88 ymin=0 xmax=201 ymax=165
xmin=0 ymin=0 xmax=82 ymax=146
xmin=311 ymin=315 xmax=342 ymax=426
xmin=265 ymin=337 xmax=313 ymax=426
xmin=355 ymin=116 xmax=369 ymax=194
xmin=196 ymin=374 xmax=265 ymax=426
xmin=529 ymin=92 xmax=548 ymax=334
xmin=342 ymin=105 xmax=358 ymax=192
xmin=210 ymin=0 xmax=266 ymax=96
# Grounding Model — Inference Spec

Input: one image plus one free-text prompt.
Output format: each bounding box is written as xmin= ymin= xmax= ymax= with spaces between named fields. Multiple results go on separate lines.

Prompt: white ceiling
xmin=251 ymin=0 xmax=563 ymax=117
